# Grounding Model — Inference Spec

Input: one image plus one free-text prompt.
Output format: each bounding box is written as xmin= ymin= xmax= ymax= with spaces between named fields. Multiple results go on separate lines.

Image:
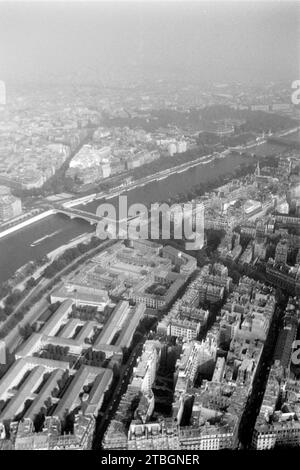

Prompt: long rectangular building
xmin=93 ymin=301 xmax=129 ymax=348
xmin=93 ymin=302 xmax=145 ymax=357
xmin=53 ymin=365 xmax=113 ymax=421
xmin=0 ymin=357 xmax=69 ymax=402
xmin=0 ymin=366 xmax=45 ymax=423
xmin=23 ymin=369 xmax=65 ymax=422
xmin=40 ymin=299 xmax=73 ymax=337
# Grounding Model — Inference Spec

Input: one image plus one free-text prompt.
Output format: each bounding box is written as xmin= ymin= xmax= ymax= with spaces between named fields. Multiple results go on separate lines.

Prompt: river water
xmin=0 ymin=143 xmax=282 ymax=284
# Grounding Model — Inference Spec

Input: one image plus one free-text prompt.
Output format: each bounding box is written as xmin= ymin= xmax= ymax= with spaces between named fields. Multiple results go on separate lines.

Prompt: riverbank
xmin=0 ymin=237 xmax=117 ymax=352
xmin=0 ymin=149 xmax=225 ymax=237
xmin=0 ymin=142 xmax=284 ymax=285
xmin=62 ymin=149 xmax=224 ymax=208
xmin=0 ymin=232 xmax=93 ymax=308
xmin=46 ymin=232 xmax=93 ymax=261
xmin=0 ymin=209 xmax=55 ymax=240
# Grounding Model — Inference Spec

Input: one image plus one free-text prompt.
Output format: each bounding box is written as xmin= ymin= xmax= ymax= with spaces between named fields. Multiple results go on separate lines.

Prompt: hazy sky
xmin=0 ymin=1 xmax=299 ymax=84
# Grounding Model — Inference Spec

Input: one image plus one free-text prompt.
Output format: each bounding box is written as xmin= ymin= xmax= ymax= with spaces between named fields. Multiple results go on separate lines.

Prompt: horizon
xmin=0 ymin=1 xmax=299 ymax=85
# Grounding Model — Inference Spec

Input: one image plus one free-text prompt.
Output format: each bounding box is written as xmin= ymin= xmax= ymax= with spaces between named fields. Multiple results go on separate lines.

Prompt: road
xmin=93 ymin=340 xmax=145 ymax=449
xmin=238 ymin=303 xmax=286 ymax=448
xmin=65 ymin=152 xmax=220 ymax=209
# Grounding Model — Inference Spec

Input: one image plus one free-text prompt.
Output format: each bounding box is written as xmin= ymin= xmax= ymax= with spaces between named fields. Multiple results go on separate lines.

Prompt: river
xmin=0 ymin=142 xmax=283 ymax=284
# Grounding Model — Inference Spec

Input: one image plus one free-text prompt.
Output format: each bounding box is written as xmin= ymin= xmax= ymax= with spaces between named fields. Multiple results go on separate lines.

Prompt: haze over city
xmin=1 ymin=0 xmax=300 ymax=457
xmin=0 ymin=1 xmax=299 ymax=84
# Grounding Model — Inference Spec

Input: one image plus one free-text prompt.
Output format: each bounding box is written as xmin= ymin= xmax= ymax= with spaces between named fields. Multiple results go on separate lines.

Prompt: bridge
xmin=55 ymin=207 xmax=103 ymax=225
xmin=55 ymin=207 xmax=139 ymax=228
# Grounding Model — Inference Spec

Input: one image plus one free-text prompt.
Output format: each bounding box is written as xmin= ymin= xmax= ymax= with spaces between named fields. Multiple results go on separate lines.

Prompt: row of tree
xmin=42 ymin=236 xmax=103 ymax=278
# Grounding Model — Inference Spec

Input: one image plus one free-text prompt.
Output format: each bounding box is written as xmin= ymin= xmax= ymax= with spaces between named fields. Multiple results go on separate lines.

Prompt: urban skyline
xmin=0 ymin=0 xmax=300 ymax=459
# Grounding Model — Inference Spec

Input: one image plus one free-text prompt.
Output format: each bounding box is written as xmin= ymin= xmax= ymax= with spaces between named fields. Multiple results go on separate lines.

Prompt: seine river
xmin=0 ymin=143 xmax=281 ymax=284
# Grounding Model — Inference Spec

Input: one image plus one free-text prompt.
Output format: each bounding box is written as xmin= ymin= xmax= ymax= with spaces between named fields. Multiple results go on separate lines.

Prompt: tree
xmin=0 ymin=309 xmax=6 ymax=322
xmin=49 ymin=302 xmax=61 ymax=313
xmin=5 ymin=289 xmax=22 ymax=306
xmin=26 ymin=277 xmax=37 ymax=290
xmin=19 ymin=323 xmax=35 ymax=340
